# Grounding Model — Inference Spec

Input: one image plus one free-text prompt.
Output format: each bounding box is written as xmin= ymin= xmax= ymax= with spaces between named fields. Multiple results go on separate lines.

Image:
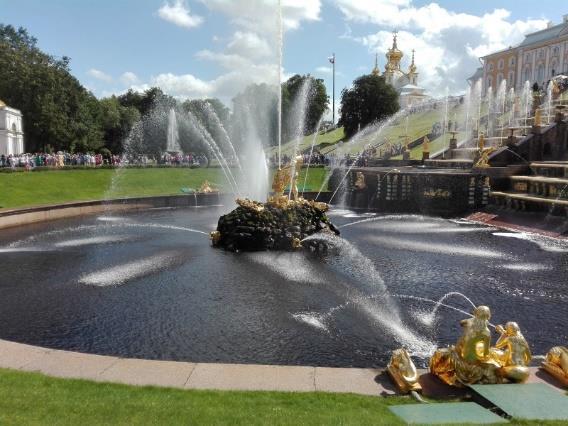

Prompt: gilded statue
xmin=354 ymin=172 xmax=367 ymax=190
xmin=474 ymin=134 xmax=496 ymax=168
xmin=269 ymin=156 xmax=305 ymax=208
xmin=430 ymin=306 xmax=532 ymax=387
xmin=542 ymin=346 xmax=568 ymax=386
xmin=387 ymin=348 xmax=422 ymax=393
xmin=198 ymin=180 xmax=217 ymax=194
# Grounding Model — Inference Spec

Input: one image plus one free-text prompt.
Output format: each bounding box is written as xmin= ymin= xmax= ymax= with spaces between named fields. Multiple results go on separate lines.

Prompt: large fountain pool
xmin=1 ymin=206 xmax=567 ymax=367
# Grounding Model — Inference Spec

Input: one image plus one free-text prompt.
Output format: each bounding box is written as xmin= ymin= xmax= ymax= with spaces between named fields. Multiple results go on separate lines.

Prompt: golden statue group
xmin=211 ymin=155 xmax=337 ymax=252
xmin=388 ymin=305 xmax=568 ymax=393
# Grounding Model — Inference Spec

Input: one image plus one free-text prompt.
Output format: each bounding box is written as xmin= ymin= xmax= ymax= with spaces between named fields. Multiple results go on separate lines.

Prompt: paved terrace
xmin=1 ymin=339 xmax=565 ymax=397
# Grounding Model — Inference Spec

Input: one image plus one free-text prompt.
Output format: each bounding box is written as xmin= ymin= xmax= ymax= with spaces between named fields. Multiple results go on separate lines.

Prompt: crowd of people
xmin=0 ymin=152 xmax=106 ymax=169
xmin=0 ymin=151 xmax=215 ymax=169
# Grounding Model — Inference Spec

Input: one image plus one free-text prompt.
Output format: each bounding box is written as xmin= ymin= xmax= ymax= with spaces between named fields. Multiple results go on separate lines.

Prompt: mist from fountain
xmin=288 ymin=78 xmax=314 ymax=198
xmin=486 ymin=85 xmax=494 ymax=137
xmin=326 ymin=106 xmax=415 ymax=204
xmin=166 ymin=108 xmax=181 ymax=153
xmin=464 ymin=85 xmax=472 ymax=137
xmin=545 ymin=80 xmax=554 ymax=124
xmin=496 ymin=80 xmax=507 ymax=140
xmin=520 ymin=80 xmax=533 ymax=130
xmin=302 ymin=117 xmax=324 ymax=194
xmin=302 ymin=233 xmax=436 ymax=354
xmin=507 ymin=87 xmax=516 ymax=129
xmin=442 ymin=87 xmax=449 ymax=136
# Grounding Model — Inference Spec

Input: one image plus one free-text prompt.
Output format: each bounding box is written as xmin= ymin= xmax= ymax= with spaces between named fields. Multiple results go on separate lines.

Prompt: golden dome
xmin=408 ymin=49 xmax=417 ymax=74
xmin=385 ymin=32 xmax=403 ymax=71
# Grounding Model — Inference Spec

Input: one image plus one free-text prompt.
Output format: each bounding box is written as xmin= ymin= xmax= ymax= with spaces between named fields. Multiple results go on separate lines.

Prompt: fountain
xmin=166 ymin=108 xmax=181 ymax=154
xmin=3 ymin=2 xmax=568 ymax=398
xmin=429 ymin=305 xmax=532 ymax=386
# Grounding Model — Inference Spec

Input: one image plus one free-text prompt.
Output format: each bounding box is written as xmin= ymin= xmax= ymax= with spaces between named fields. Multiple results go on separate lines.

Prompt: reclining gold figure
xmin=542 ymin=346 xmax=568 ymax=386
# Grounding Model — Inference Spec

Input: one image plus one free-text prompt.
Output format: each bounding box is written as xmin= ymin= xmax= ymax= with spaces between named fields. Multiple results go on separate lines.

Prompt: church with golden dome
xmin=373 ymin=32 xmax=429 ymax=108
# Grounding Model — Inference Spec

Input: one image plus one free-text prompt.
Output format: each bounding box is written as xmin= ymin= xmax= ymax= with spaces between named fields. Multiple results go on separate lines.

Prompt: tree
xmin=282 ymin=74 xmax=328 ymax=141
xmin=98 ymin=96 xmax=140 ymax=154
xmin=0 ymin=24 xmax=103 ymax=152
xmin=339 ymin=74 xmax=399 ymax=138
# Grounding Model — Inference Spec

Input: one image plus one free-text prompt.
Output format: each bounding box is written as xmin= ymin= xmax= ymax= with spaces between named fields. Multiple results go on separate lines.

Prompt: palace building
xmin=374 ymin=33 xmax=429 ymax=108
xmin=0 ymin=100 xmax=24 ymax=156
xmin=480 ymin=14 xmax=568 ymax=93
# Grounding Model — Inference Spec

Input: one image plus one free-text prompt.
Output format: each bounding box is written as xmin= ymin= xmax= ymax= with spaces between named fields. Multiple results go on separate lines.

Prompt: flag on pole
xmin=328 ymin=55 xmax=335 ymax=64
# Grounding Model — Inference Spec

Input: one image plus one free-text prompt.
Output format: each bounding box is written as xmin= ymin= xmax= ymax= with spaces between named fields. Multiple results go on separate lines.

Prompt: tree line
xmin=0 ymin=24 xmax=329 ymax=157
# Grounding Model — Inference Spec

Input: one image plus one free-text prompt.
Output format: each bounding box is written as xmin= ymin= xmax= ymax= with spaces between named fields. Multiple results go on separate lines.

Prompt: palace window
xmin=508 ymin=71 xmax=515 ymax=86
xmin=537 ymin=63 xmax=545 ymax=81
xmin=509 ymin=57 xmax=515 ymax=67
xmin=498 ymin=59 xmax=504 ymax=70
xmin=523 ymin=67 xmax=531 ymax=82
xmin=488 ymin=62 xmax=494 ymax=72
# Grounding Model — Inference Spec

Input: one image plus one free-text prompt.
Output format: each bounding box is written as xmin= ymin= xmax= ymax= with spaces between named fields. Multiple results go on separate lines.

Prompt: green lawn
xmin=0 ymin=368 xmax=412 ymax=426
xmin=0 ymin=368 xmax=565 ymax=425
xmin=0 ymin=167 xmax=329 ymax=210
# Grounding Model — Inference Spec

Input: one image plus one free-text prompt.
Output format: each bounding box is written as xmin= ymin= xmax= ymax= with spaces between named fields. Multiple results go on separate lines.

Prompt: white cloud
xmin=315 ymin=66 xmax=332 ymax=74
xmin=120 ymin=72 xmax=139 ymax=86
xmin=227 ymin=31 xmax=272 ymax=59
xmin=87 ymin=68 xmax=113 ymax=83
xmin=158 ymin=0 xmax=203 ymax=29
xmin=335 ymin=1 xmax=548 ymax=96
xmin=200 ymin=0 xmax=321 ymax=32
xmin=109 ymin=0 xmax=321 ymax=103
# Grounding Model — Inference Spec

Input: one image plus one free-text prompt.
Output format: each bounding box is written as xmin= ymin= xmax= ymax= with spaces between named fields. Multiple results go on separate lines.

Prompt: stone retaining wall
xmin=0 ymin=192 xmax=330 ymax=230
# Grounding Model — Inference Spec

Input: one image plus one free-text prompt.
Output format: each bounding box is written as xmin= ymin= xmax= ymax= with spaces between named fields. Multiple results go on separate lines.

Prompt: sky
xmin=1 ymin=0 xmax=564 ymax=115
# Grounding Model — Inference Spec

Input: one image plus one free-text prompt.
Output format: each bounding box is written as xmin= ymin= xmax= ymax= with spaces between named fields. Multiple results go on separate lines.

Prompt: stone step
xmin=529 ymin=162 xmax=568 ymax=178
xmin=491 ymin=191 xmax=568 ymax=216
xmin=510 ymin=175 xmax=568 ymax=185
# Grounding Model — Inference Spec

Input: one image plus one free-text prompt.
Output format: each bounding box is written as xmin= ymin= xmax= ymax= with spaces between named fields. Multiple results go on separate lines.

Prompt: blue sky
xmin=1 ymin=0 xmax=563 ymax=112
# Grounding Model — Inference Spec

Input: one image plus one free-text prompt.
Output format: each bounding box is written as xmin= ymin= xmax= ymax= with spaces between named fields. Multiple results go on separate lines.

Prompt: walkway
xmin=0 ymin=339 xmax=392 ymax=395
xmin=1 ymin=339 xmax=565 ymax=396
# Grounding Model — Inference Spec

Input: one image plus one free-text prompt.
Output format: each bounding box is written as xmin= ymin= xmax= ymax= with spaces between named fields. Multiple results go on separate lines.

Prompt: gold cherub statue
xmin=474 ymin=134 xmax=496 ymax=168
xmin=430 ymin=306 xmax=531 ymax=387
xmin=542 ymin=346 xmax=568 ymax=387
xmin=387 ymin=348 xmax=422 ymax=393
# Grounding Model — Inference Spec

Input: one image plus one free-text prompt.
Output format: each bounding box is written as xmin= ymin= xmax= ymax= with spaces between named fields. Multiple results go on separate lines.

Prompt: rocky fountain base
xmin=211 ymin=196 xmax=340 ymax=252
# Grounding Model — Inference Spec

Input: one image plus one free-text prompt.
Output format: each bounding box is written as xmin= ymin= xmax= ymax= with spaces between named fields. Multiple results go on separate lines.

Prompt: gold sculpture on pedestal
xmin=542 ymin=346 xmax=568 ymax=387
xmin=474 ymin=134 xmax=496 ymax=168
xmin=354 ymin=172 xmax=367 ymax=190
xmin=388 ymin=348 xmax=422 ymax=393
xmin=430 ymin=306 xmax=532 ymax=387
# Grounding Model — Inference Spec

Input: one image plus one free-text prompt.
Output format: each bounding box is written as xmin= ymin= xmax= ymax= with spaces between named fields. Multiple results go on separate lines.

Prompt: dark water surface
xmin=0 ymin=206 xmax=566 ymax=367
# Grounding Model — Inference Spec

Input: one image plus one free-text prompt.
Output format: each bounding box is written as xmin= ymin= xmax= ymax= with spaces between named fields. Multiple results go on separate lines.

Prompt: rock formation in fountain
xmin=211 ymin=157 xmax=339 ymax=252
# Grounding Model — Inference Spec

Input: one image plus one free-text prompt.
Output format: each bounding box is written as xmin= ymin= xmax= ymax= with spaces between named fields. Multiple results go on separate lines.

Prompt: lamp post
xmin=329 ymin=53 xmax=336 ymax=126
